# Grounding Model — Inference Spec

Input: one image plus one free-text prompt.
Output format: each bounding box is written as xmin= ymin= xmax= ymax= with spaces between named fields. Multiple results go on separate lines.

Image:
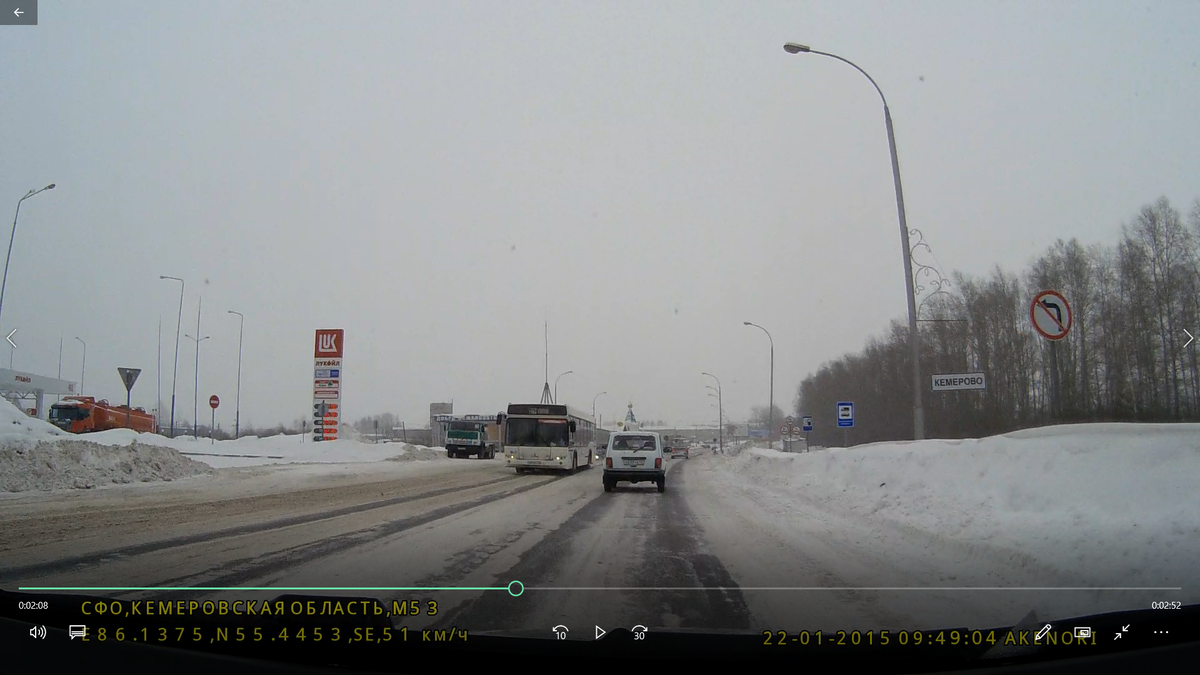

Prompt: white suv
xmin=602 ymin=431 xmax=665 ymax=493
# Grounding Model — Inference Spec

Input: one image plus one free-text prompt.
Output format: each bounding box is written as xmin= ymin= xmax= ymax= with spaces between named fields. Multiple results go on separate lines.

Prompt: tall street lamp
xmin=75 ymin=337 xmax=86 ymax=394
xmin=0 ymin=183 xmax=55 ymax=333
xmin=554 ymin=370 xmax=573 ymax=404
xmin=743 ymin=322 xmax=774 ymax=441
xmin=592 ymin=391 xmax=607 ymax=426
xmin=160 ymin=276 xmax=185 ymax=437
xmin=184 ymin=296 xmax=208 ymax=439
xmin=702 ymin=371 xmax=723 ymax=454
xmin=228 ymin=310 xmax=244 ymax=439
xmin=184 ymin=333 xmax=209 ymax=438
xmin=784 ymin=42 xmax=924 ymax=440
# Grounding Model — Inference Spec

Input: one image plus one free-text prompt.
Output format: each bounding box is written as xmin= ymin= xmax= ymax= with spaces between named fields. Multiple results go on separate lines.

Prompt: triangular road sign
xmin=117 ymin=367 xmax=141 ymax=392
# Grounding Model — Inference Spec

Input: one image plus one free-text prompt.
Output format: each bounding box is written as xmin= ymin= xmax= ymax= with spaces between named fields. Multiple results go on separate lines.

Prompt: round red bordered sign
xmin=209 ymin=395 xmax=220 ymax=409
xmin=1030 ymin=290 xmax=1071 ymax=340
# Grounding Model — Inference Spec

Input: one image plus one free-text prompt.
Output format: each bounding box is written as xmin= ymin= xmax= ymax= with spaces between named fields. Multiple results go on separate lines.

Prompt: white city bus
xmin=502 ymin=403 xmax=597 ymax=474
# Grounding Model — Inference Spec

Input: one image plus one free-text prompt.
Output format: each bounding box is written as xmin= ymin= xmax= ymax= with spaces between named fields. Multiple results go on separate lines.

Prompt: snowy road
xmin=5 ymin=440 xmax=1194 ymax=637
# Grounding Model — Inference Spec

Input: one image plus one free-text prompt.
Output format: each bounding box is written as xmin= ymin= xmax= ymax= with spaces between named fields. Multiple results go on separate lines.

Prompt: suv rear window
xmin=611 ymin=435 xmax=656 ymax=451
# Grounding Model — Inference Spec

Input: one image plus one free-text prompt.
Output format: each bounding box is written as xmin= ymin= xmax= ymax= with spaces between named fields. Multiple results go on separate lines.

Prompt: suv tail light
xmin=654 ymin=457 xmax=662 ymax=469
xmin=606 ymin=457 xmax=613 ymax=468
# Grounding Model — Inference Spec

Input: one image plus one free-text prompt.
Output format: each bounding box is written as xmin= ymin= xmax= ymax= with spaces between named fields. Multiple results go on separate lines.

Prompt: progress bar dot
xmin=508 ymin=581 xmax=524 ymax=596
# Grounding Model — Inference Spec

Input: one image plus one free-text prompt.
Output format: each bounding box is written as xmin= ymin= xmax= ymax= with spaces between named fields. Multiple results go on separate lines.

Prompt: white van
xmin=602 ymin=431 xmax=665 ymax=493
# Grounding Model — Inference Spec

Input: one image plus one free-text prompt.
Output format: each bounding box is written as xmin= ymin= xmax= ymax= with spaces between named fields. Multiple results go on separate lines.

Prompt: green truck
xmin=445 ymin=419 xmax=502 ymax=459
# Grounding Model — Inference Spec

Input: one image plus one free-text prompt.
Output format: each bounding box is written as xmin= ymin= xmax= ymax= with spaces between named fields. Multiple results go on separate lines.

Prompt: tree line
xmin=795 ymin=196 xmax=1200 ymax=446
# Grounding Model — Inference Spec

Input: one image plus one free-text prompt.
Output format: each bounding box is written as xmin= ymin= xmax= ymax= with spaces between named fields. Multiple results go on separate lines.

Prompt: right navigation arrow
xmin=595 ymin=626 xmax=605 ymax=639
xmin=1185 ymin=329 xmax=1195 ymax=349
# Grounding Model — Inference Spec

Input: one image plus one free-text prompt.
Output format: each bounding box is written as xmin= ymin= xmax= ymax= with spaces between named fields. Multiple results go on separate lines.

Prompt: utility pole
xmin=228 ymin=310 xmax=244 ymax=439
xmin=184 ymin=297 xmax=209 ymax=439
xmin=161 ymin=276 xmax=185 ymax=437
xmin=157 ymin=317 xmax=162 ymax=433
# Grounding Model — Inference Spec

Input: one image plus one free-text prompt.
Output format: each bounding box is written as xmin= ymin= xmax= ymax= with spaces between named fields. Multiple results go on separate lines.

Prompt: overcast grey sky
xmin=1 ymin=1 xmax=1197 ymax=429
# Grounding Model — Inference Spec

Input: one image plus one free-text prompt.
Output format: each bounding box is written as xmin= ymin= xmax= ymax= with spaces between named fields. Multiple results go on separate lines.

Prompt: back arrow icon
xmin=14 ymin=8 xmax=23 ymax=17
xmin=5 ymin=329 xmax=15 ymax=349
xmin=1185 ymin=330 xmax=1195 ymax=349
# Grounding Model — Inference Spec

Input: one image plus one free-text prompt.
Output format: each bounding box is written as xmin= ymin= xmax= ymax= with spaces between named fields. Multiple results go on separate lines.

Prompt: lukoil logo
xmin=313 ymin=329 xmax=345 ymax=358
xmin=318 ymin=333 xmax=338 ymax=353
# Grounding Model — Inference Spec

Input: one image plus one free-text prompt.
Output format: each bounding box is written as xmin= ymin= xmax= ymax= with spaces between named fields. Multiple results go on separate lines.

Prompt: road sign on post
xmin=837 ymin=402 xmax=854 ymax=427
xmin=118 ymin=368 xmax=141 ymax=428
xmin=1030 ymin=290 xmax=1072 ymax=340
xmin=802 ymin=416 xmax=813 ymax=432
xmin=313 ymin=329 xmax=344 ymax=442
xmin=1030 ymin=291 xmax=1071 ymax=417
xmin=208 ymin=395 xmax=218 ymax=444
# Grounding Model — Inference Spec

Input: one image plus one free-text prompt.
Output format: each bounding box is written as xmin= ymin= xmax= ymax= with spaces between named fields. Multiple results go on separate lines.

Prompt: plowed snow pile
xmin=0 ymin=399 xmax=213 ymax=493
xmin=1 ymin=439 xmax=214 ymax=492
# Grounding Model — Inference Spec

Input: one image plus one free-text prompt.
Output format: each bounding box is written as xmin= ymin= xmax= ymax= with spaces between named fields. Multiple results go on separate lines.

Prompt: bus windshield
xmin=505 ymin=418 xmax=570 ymax=447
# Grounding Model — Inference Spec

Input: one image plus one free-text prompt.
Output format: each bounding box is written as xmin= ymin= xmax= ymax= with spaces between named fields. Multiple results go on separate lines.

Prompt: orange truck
xmin=48 ymin=396 xmax=157 ymax=434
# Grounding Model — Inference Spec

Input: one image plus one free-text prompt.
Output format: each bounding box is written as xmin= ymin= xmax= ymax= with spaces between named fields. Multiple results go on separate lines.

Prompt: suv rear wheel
xmin=603 ymin=478 xmax=615 ymax=492
xmin=657 ymin=478 xmax=665 ymax=493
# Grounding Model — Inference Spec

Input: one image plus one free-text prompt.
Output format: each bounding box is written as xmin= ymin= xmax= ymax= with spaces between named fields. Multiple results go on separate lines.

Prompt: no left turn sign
xmin=1030 ymin=290 xmax=1072 ymax=340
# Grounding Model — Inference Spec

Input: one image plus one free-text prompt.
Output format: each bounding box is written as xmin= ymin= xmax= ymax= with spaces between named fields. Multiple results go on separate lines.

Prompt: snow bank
xmin=725 ymin=423 xmax=1200 ymax=587
xmin=0 ymin=398 xmax=443 ymax=490
xmin=0 ymin=439 xmax=215 ymax=492
xmin=0 ymin=399 xmax=215 ymax=492
xmin=0 ymin=398 xmax=73 ymax=449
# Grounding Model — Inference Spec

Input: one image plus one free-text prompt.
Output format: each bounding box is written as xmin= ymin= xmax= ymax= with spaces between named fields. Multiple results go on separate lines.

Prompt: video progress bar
xmin=524 ymin=586 xmax=1184 ymax=591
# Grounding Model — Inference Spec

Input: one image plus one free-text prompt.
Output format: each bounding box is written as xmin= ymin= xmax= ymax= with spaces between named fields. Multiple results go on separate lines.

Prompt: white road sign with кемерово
xmin=1030 ymin=290 xmax=1072 ymax=341
xmin=932 ymin=373 xmax=987 ymax=391
xmin=312 ymin=329 xmax=344 ymax=441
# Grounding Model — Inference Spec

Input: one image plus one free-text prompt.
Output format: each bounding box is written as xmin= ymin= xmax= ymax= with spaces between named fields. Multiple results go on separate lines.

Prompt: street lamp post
xmin=228 ymin=310 xmax=244 ymax=439
xmin=184 ymin=333 xmax=209 ymax=438
xmin=784 ymin=42 xmax=924 ymax=440
xmin=743 ymin=322 xmax=773 ymax=443
xmin=553 ymin=370 xmax=573 ymax=405
xmin=157 ymin=317 xmax=162 ymax=432
xmin=702 ymin=371 xmax=723 ymax=454
xmin=185 ymin=296 xmax=208 ymax=439
xmin=160 ymin=276 xmax=185 ymax=437
xmin=0 ymin=183 xmax=55 ymax=333
xmin=592 ymin=391 xmax=607 ymax=426
xmin=75 ymin=337 xmax=86 ymax=394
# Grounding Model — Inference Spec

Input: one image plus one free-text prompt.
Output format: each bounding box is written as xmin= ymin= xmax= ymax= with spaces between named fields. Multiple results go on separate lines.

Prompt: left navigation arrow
xmin=5 ymin=329 xmax=16 ymax=349
xmin=15 ymin=9 xmax=24 ymax=17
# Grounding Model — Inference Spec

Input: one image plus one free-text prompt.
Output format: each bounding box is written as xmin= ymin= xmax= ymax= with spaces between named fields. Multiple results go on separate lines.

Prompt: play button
xmin=595 ymin=626 xmax=606 ymax=639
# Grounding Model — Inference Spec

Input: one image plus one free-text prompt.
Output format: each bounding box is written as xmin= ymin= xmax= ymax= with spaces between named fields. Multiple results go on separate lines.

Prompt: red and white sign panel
xmin=313 ymin=329 xmax=344 ymax=441
xmin=1030 ymin=291 xmax=1072 ymax=340
xmin=314 ymin=329 xmax=345 ymax=358
xmin=209 ymin=395 xmax=220 ymax=409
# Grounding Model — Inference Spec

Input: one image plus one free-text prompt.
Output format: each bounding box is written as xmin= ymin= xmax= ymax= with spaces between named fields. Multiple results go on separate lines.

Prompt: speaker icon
xmin=29 ymin=624 xmax=46 ymax=639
